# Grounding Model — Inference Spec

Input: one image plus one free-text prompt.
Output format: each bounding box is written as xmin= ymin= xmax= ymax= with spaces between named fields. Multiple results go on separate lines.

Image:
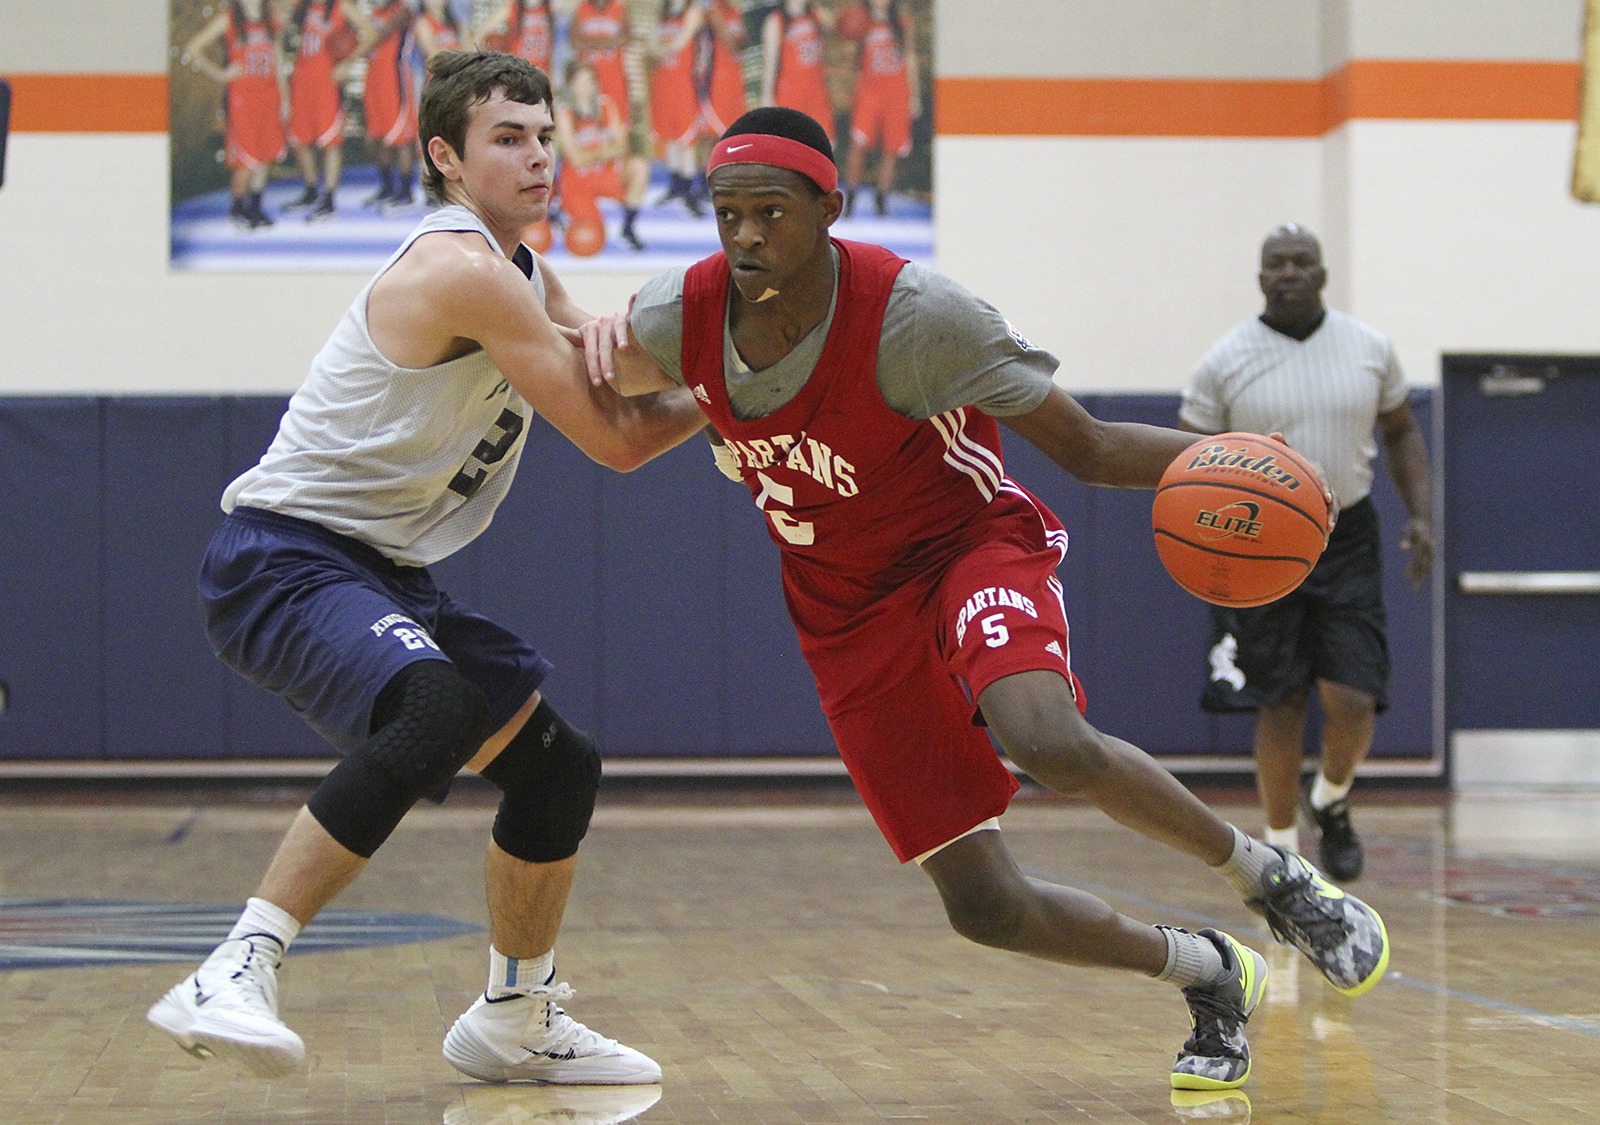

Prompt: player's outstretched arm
xmin=1002 ymin=385 xmax=1197 ymax=489
xmin=578 ymin=309 xmax=677 ymax=396
xmin=375 ymin=233 xmax=705 ymax=470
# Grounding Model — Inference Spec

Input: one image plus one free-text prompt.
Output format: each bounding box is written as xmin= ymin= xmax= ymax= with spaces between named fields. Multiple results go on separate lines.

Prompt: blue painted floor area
xmin=0 ymin=898 xmax=482 ymax=970
xmin=171 ymin=165 xmax=934 ymax=272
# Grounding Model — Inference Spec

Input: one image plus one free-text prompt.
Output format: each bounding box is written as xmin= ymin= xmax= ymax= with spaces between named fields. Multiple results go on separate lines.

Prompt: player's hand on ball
xmin=1268 ymin=430 xmax=1338 ymax=535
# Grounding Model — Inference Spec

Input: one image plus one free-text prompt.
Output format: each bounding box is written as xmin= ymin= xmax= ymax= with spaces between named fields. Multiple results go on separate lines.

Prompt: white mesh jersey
xmin=223 ymin=206 xmax=547 ymax=566
xmin=1179 ymin=309 xmax=1408 ymax=507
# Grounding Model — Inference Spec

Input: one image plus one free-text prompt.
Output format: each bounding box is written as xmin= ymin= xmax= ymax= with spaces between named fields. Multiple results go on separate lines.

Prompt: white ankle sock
xmin=1153 ymin=926 xmax=1226 ymax=987
xmin=1310 ymin=772 xmax=1352 ymax=810
xmin=227 ymin=897 xmax=301 ymax=952
xmin=1264 ymin=824 xmax=1300 ymax=852
xmin=487 ymin=946 xmax=555 ymax=1000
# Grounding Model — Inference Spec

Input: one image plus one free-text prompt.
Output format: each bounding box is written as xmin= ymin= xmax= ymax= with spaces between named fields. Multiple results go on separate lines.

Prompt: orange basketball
xmin=835 ymin=2 xmax=871 ymax=42
xmin=521 ymin=218 xmax=553 ymax=254
xmin=326 ymin=23 xmax=360 ymax=64
xmin=563 ymin=218 xmax=607 ymax=257
xmin=1152 ymin=432 xmax=1329 ymax=608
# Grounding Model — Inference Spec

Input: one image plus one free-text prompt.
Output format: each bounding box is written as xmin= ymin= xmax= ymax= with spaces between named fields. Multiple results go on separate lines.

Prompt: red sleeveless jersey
xmin=683 ymin=240 xmax=1031 ymax=631
xmin=510 ymin=4 xmax=554 ymax=71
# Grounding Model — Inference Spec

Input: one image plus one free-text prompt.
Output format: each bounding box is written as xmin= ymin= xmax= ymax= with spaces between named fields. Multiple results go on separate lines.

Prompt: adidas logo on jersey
xmin=1045 ymin=641 xmax=1064 ymax=660
xmin=692 ymin=383 xmax=711 ymax=404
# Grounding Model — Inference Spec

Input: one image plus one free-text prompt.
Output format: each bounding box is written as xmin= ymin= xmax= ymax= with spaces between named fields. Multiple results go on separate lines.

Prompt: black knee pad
xmin=307 ymin=660 xmax=490 ymax=857
xmin=479 ymin=698 xmax=602 ymax=864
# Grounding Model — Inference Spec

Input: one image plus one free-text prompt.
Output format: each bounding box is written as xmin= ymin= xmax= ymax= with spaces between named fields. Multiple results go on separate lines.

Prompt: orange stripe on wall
xmin=5 ymin=62 xmax=1578 ymax=137
xmin=7 ymin=75 xmax=169 ymax=133
xmin=1344 ymin=60 xmax=1579 ymax=121
xmin=937 ymin=60 xmax=1581 ymax=137
xmin=937 ymin=76 xmax=1326 ymax=137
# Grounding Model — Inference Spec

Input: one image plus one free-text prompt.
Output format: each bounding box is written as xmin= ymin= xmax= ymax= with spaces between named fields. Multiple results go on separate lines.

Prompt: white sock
xmin=1213 ymin=824 xmax=1278 ymax=899
xmin=1310 ymin=772 xmax=1353 ymax=810
xmin=1153 ymin=926 xmax=1226 ymax=988
xmin=226 ymin=897 xmax=301 ymax=953
xmin=487 ymin=946 xmax=554 ymax=1000
xmin=1264 ymin=824 xmax=1300 ymax=853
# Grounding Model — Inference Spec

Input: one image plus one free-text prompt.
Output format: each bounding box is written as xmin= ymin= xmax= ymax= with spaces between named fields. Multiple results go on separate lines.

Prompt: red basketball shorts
xmin=562 ymin=163 xmax=622 ymax=222
xmin=364 ymin=59 xmax=417 ymax=145
xmin=289 ymin=69 xmax=345 ymax=148
xmin=776 ymin=75 xmax=833 ymax=140
xmin=703 ymin=63 xmax=746 ymax=136
xmin=804 ymin=506 xmax=1083 ymax=863
xmin=225 ymin=82 xmax=286 ymax=170
xmin=850 ymin=77 xmax=911 ymax=157
xmin=651 ymin=80 xmax=701 ymax=148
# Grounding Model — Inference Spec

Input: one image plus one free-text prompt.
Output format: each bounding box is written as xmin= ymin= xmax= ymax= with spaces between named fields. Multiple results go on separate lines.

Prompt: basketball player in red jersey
xmin=700 ymin=0 xmax=748 ymax=139
xmin=580 ymin=107 xmax=1393 ymax=1096
xmin=475 ymin=0 xmax=555 ymax=74
xmin=571 ymin=0 xmax=634 ymax=128
xmin=648 ymin=0 xmax=709 ymax=216
xmin=180 ymin=0 xmax=289 ymax=229
xmin=283 ymin=0 xmax=371 ymax=221
xmin=361 ymin=0 xmax=419 ymax=210
xmin=759 ymin=0 xmax=835 ymax=141
xmin=842 ymin=0 xmax=918 ymax=217
xmin=556 ymin=59 xmax=648 ymax=254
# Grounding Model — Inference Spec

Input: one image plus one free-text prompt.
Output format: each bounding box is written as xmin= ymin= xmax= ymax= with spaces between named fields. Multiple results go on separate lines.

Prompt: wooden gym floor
xmin=2 ymin=777 xmax=1597 ymax=1124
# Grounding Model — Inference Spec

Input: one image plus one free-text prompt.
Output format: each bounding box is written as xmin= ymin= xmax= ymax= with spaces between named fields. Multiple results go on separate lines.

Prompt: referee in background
xmin=1179 ymin=223 xmax=1435 ymax=881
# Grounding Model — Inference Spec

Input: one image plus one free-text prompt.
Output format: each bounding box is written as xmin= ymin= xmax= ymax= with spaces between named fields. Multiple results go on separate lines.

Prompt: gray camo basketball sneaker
xmin=1248 ymin=844 xmax=1389 ymax=997
xmin=1171 ymin=929 xmax=1268 ymax=1091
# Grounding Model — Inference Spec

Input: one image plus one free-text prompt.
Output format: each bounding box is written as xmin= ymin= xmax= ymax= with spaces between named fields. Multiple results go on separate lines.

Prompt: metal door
xmin=1443 ymin=355 xmax=1600 ymax=784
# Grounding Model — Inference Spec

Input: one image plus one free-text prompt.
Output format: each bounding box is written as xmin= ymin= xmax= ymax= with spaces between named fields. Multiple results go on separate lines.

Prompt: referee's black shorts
xmin=1200 ymin=496 xmax=1388 ymax=713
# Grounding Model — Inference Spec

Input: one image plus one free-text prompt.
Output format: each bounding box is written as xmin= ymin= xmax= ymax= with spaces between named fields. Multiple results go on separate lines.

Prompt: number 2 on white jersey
xmin=754 ymin=471 xmax=815 ymax=546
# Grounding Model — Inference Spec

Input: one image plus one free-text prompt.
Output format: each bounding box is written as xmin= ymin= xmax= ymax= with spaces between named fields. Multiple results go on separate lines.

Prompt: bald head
xmin=1258 ymin=223 xmax=1326 ymax=328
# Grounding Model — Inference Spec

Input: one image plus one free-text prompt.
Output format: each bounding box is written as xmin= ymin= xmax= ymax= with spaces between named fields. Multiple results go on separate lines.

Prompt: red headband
xmin=706 ymin=133 xmax=839 ymax=192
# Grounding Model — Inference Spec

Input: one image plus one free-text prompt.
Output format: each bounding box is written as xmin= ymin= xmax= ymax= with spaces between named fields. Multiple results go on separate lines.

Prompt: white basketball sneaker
xmin=147 ymin=935 xmax=305 ymax=1079
xmin=443 ymin=981 xmax=661 ymax=1085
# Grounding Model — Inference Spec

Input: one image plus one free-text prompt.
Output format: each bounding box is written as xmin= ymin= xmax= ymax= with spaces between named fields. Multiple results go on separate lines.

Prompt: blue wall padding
xmin=0 ymin=393 xmax=1435 ymax=763
xmin=0 ymin=399 xmax=104 ymax=759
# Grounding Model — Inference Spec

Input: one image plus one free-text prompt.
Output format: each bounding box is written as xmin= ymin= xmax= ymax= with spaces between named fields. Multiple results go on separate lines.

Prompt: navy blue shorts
xmin=1200 ymin=496 xmax=1389 ymax=713
xmin=200 ymin=507 xmax=553 ymax=754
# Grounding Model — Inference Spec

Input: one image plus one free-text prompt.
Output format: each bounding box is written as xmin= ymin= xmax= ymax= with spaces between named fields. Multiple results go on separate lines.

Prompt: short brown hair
xmin=419 ymin=51 xmax=553 ymax=202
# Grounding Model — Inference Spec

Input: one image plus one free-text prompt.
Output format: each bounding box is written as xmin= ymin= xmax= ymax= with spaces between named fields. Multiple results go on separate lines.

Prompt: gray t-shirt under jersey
xmin=630 ymin=250 xmax=1059 ymax=422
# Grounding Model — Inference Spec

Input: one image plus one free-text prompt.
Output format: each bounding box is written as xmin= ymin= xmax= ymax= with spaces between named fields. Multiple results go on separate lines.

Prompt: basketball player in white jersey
xmin=1181 ymin=224 xmax=1435 ymax=882
xmin=147 ymin=51 xmax=706 ymax=1084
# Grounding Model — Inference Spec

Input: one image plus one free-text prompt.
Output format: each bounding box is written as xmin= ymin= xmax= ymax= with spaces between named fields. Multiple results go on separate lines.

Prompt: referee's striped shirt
xmin=1179 ymin=309 xmax=1408 ymax=508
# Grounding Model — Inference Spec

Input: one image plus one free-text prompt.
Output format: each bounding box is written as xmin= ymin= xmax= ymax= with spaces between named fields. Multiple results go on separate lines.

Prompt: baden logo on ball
xmin=1152 ymin=432 xmax=1330 ymax=608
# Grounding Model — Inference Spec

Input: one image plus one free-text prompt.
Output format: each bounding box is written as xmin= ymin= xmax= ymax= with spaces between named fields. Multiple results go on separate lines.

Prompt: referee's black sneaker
xmin=1302 ymin=776 xmax=1364 ymax=881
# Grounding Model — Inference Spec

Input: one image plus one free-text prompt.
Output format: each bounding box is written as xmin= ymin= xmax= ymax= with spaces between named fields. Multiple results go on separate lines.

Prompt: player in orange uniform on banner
xmin=180 ymin=0 xmax=289 ymax=230
xmin=571 ymin=0 xmax=635 ymax=128
xmin=556 ymin=59 xmax=649 ymax=254
xmin=415 ymin=0 xmax=467 ymax=60
xmin=361 ymin=0 xmax=418 ymax=211
xmin=700 ymin=0 xmax=749 ymax=139
xmin=760 ymin=0 xmax=837 ymax=142
xmin=282 ymin=0 xmax=372 ymax=222
xmin=843 ymin=0 xmax=920 ymax=217
xmin=649 ymin=0 xmax=709 ymax=216
xmin=476 ymin=0 xmax=555 ymax=74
